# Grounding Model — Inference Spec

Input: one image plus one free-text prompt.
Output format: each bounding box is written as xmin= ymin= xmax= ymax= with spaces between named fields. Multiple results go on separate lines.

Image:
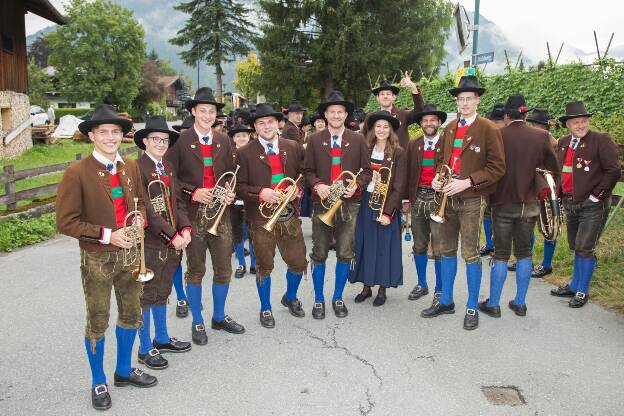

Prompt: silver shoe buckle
xmin=262 ymin=310 xmax=273 ymax=317
xmin=177 ymin=300 xmax=187 ymax=306
xmin=133 ymin=368 xmax=144 ymax=376
xmin=335 ymin=300 xmax=344 ymax=307
xmin=94 ymin=384 xmax=108 ymax=395
xmin=466 ymin=308 xmax=476 ymax=316
xmin=575 ymin=292 xmax=586 ymax=300
xmin=194 ymin=324 xmax=205 ymax=331
xmin=314 ymin=302 xmax=323 ymax=308
xmin=148 ymin=348 xmax=159 ymax=357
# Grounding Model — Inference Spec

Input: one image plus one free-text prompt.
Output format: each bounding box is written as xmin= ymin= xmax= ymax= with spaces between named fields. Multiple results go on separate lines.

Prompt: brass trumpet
xmin=260 ymin=174 xmax=303 ymax=232
xmin=369 ymin=162 xmax=393 ymax=222
xmin=536 ymin=168 xmax=561 ymax=241
xmin=201 ymin=165 xmax=240 ymax=236
xmin=430 ymin=162 xmax=455 ymax=224
xmin=318 ymin=168 xmax=364 ymax=227
xmin=148 ymin=177 xmax=176 ymax=229
xmin=122 ymin=197 xmax=154 ymax=283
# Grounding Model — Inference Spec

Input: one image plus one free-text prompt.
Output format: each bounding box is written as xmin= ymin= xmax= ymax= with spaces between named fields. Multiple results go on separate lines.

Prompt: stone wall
xmin=0 ymin=91 xmax=32 ymax=160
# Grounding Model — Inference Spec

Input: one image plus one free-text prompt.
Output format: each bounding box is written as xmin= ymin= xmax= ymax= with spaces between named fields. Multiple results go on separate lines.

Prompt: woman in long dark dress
xmin=350 ymin=111 xmax=407 ymax=306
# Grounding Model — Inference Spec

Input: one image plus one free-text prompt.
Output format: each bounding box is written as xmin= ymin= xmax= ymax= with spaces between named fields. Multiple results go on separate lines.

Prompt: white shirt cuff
xmin=589 ymin=194 xmax=600 ymax=202
xmin=99 ymin=228 xmax=112 ymax=244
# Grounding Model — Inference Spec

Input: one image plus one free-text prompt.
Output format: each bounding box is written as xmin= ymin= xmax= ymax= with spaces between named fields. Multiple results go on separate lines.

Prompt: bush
xmin=55 ymin=108 xmax=90 ymax=119
xmin=0 ymin=213 xmax=57 ymax=252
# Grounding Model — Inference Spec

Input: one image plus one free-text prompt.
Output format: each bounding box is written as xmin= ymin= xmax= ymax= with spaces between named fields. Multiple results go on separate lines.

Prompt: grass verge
xmin=0 ymin=213 xmax=57 ymax=252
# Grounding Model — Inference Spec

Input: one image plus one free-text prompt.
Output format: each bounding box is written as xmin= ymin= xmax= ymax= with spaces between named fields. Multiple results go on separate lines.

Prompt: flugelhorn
xmin=318 ymin=168 xmax=364 ymax=227
xmin=201 ymin=165 xmax=240 ymax=236
xmin=430 ymin=158 xmax=457 ymax=224
xmin=148 ymin=176 xmax=176 ymax=229
xmin=122 ymin=197 xmax=154 ymax=283
xmin=369 ymin=162 xmax=393 ymax=223
xmin=260 ymin=174 xmax=303 ymax=232
xmin=536 ymin=168 xmax=561 ymax=241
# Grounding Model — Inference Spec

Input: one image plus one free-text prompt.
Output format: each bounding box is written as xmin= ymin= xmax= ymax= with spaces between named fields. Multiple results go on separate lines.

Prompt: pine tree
xmin=170 ymin=0 xmax=255 ymax=101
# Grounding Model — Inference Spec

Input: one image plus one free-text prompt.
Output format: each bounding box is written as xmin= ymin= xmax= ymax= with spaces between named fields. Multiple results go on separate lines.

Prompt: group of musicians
xmin=56 ymin=74 xmax=621 ymax=410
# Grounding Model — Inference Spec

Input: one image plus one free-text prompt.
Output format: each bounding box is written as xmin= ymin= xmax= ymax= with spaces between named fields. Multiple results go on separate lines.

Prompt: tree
xmin=133 ymin=60 xmax=165 ymax=111
xmin=233 ymin=53 xmax=263 ymax=100
xmin=28 ymin=36 xmax=51 ymax=68
xmin=27 ymin=59 xmax=52 ymax=107
xmin=170 ymin=0 xmax=255 ymax=102
xmin=47 ymin=0 xmax=146 ymax=109
xmin=256 ymin=0 xmax=453 ymax=107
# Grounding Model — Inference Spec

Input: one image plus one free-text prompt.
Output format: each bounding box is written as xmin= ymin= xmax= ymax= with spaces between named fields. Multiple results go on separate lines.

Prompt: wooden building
xmin=0 ymin=0 xmax=66 ymax=159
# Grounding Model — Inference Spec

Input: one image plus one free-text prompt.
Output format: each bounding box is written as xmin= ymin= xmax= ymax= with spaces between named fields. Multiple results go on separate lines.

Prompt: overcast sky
xmin=26 ymin=0 xmax=622 ymax=61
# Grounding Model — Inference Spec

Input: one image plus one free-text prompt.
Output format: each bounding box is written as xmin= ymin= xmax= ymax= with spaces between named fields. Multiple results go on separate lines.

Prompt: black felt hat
xmin=365 ymin=110 xmax=401 ymax=131
xmin=526 ymin=108 xmax=553 ymax=126
xmin=371 ymin=79 xmax=400 ymax=95
xmin=228 ymin=122 xmax=253 ymax=137
xmin=249 ymin=103 xmax=284 ymax=124
xmin=449 ymin=75 xmax=486 ymax=97
xmin=134 ymin=116 xmax=179 ymax=149
xmin=172 ymin=116 xmax=195 ymax=132
xmin=486 ymin=103 xmax=505 ymax=121
xmin=310 ymin=112 xmax=325 ymax=124
xmin=284 ymin=100 xmax=307 ymax=113
xmin=558 ymin=101 xmax=593 ymax=125
xmin=503 ymin=93 xmax=530 ymax=115
xmin=317 ymin=90 xmax=355 ymax=115
xmin=414 ymin=103 xmax=447 ymax=125
xmin=185 ymin=87 xmax=225 ymax=112
xmin=78 ymin=104 xmax=133 ymax=136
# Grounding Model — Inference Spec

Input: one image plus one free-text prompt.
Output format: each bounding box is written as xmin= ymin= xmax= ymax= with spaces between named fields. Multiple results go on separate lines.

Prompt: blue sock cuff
xmin=85 ymin=337 xmax=106 ymax=387
xmin=212 ymin=282 xmax=229 ymax=322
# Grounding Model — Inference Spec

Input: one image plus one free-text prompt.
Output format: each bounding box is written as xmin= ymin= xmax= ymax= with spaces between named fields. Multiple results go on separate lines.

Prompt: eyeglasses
xmin=148 ymin=137 xmax=170 ymax=145
xmin=456 ymin=96 xmax=476 ymax=103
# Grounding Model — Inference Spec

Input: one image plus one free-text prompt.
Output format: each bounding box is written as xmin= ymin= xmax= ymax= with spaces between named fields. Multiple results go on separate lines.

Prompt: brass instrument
xmin=318 ymin=168 xmax=364 ymax=227
xmin=148 ymin=177 xmax=176 ymax=229
xmin=201 ymin=165 xmax=240 ymax=236
xmin=369 ymin=162 xmax=393 ymax=222
xmin=536 ymin=168 xmax=561 ymax=241
xmin=430 ymin=162 xmax=455 ymax=224
xmin=260 ymin=174 xmax=303 ymax=232
xmin=122 ymin=197 xmax=154 ymax=283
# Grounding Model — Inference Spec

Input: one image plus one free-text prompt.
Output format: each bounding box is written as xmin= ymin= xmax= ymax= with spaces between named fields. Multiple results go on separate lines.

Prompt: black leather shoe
xmin=479 ymin=245 xmax=493 ymax=257
xmin=508 ymin=262 xmax=516 ymax=272
xmin=114 ymin=368 xmax=158 ymax=388
xmin=234 ymin=265 xmax=246 ymax=279
xmin=478 ymin=299 xmax=501 ymax=318
xmin=153 ymin=337 xmax=191 ymax=353
xmin=408 ymin=285 xmax=429 ymax=301
xmin=259 ymin=310 xmax=275 ymax=328
xmin=372 ymin=294 xmax=386 ymax=307
xmin=463 ymin=309 xmax=479 ymax=330
xmin=312 ymin=302 xmax=325 ymax=320
xmin=550 ymin=284 xmax=575 ymax=297
xmin=176 ymin=300 xmax=188 ymax=318
xmin=211 ymin=315 xmax=246 ymax=334
xmin=332 ymin=299 xmax=349 ymax=317
xmin=191 ymin=323 xmax=208 ymax=345
xmin=91 ymin=384 xmax=112 ymax=411
xmin=138 ymin=348 xmax=168 ymax=369
xmin=569 ymin=292 xmax=588 ymax=308
xmin=281 ymin=295 xmax=305 ymax=317
xmin=532 ymin=265 xmax=552 ymax=278
xmin=354 ymin=287 xmax=372 ymax=303
xmin=421 ymin=300 xmax=455 ymax=318
xmin=508 ymin=300 xmax=527 ymax=316
xmin=249 ymin=266 xmax=256 ymax=275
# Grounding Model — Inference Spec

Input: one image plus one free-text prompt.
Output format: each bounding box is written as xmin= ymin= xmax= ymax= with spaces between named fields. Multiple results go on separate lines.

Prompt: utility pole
xmin=471 ymin=0 xmax=480 ymax=67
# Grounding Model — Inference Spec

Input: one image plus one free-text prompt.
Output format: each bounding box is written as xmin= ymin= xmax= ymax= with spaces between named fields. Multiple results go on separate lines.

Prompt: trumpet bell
xmin=430 ymin=214 xmax=445 ymax=224
xmin=134 ymin=268 xmax=155 ymax=283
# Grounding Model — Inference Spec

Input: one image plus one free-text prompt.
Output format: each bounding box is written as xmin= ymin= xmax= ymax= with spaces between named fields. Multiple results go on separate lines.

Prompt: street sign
xmin=473 ymin=51 xmax=494 ymax=65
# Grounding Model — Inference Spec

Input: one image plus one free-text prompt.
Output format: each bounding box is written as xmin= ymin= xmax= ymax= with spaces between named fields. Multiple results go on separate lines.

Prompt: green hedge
xmin=54 ymin=108 xmax=90 ymax=119
xmin=366 ymin=59 xmax=624 ymax=143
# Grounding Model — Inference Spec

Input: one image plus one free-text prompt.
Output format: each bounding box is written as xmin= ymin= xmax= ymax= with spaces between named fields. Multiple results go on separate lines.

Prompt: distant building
xmin=1 ymin=0 xmax=66 ymax=159
xmin=156 ymin=76 xmax=186 ymax=113
xmin=42 ymin=67 xmax=93 ymax=109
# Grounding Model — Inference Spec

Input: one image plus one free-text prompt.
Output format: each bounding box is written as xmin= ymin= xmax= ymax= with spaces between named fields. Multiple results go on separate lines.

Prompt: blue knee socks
xmin=414 ymin=254 xmax=429 ymax=288
xmin=542 ymin=239 xmax=557 ymax=269
xmin=234 ymin=241 xmax=246 ymax=268
xmin=466 ymin=261 xmax=482 ymax=310
xmin=85 ymin=337 xmax=106 ymax=387
xmin=286 ymin=270 xmax=303 ymax=301
xmin=312 ymin=263 xmax=326 ymax=302
xmin=434 ymin=259 xmax=442 ymax=292
xmin=439 ymin=256 xmax=458 ymax=305
xmin=186 ymin=283 xmax=204 ymax=325
xmin=569 ymin=254 xmax=581 ymax=291
xmin=578 ymin=256 xmax=597 ymax=294
xmin=172 ymin=265 xmax=186 ymax=301
xmin=487 ymin=260 xmax=508 ymax=307
xmin=138 ymin=308 xmax=152 ymax=354
xmin=152 ymin=304 xmax=169 ymax=344
xmin=256 ymin=276 xmax=272 ymax=311
xmin=514 ymin=258 xmax=533 ymax=305
xmin=333 ymin=262 xmax=350 ymax=301
xmin=483 ymin=218 xmax=494 ymax=250
xmin=115 ymin=325 xmax=137 ymax=377
xmin=212 ymin=282 xmax=229 ymax=322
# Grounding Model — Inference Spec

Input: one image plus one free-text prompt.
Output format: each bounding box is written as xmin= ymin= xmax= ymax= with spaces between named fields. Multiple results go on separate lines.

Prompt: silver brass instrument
xmin=148 ymin=176 xmax=176 ymax=229
xmin=123 ymin=197 xmax=154 ymax=282
xmin=369 ymin=162 xmax=393 ymax=223
xmin=430 ymin=160 xmax=456 ymax=224
xmin=260 ymin=174 xmax=303 ymax=232
xmin=318 ymin=168 xmax=364 ymax=227
xmin=201 ymin=165 xmax=240 ymax=236
xmin=536 ymin=168 xmax=561 ymax=241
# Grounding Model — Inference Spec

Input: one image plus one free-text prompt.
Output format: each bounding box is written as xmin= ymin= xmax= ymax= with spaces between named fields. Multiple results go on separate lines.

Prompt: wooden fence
xmin=1 ymin=146 xmax=141 ymax=212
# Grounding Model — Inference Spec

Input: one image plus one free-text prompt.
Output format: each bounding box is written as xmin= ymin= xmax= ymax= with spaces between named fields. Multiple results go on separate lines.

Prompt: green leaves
xmin=27 ymin=59 xmax=53 ymax=107
xmin=0 ymin=214 xmax=57 ymax=252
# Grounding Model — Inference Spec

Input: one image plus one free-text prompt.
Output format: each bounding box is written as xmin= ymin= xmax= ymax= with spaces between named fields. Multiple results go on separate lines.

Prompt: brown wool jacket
xmin=361 ymin=92 xmax=425 ymax=149
xmin=56 ymin=155 xmax=146 ymax=252
xmin=405 ymin=135 xmax=443 ymax=203
xmin=371 ymin=146 xmax=407 ymax=218
xmin=304 ymin=128 xmax=373 ymax=203
xmin=556 ymin=130 xmax=621 ymax=203
xmin=236 ymin=137 xmax=305 ymax=224
xmin=436 ymin=115 xmax=506 ymax=197
xmin=137 ymin=154 xmax=191 ymax=247
xmin=165 ymin=126 xmax=236 ymax=219
xmin=281 ymin=120 xmax=304 ymax=144
xmin=489 ymin=121 xmax=560 ymax=206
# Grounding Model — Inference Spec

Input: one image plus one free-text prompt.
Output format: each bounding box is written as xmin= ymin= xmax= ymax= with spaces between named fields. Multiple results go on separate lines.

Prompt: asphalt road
xmin=1 ymin=218 xmax=623 ymax=415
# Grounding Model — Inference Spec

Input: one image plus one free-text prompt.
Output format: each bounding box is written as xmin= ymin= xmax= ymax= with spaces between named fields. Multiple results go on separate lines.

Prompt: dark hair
xmin=365 ymin=119 xmax=399 ymax=156
xmin=506 ymin=111 xmax=527 ymax=121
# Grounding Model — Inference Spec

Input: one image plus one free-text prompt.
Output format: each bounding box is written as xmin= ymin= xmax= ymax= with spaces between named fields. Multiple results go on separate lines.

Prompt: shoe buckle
xmin=224 ymin=315 xmax=233 ymax=323
xmin=314 ymin=302 xmax=323 ymax=308
xmin=133 ymin=368 xmax=144 ymax=376
xmin=94 ymin=384 xmax=108 ymax=395
xmin=335 ymin=300 xmax=344 ymax=307
xmin=262 ymin=310 xmax=273 ymax=317
xmin=575 ymin=291 xmax=586 ymax=300
xmin=466 ymin=308 xmax=477 ymax=316
xmin=148 ymin=348 xmax=160 ymax=357
xmin=177 ymin=300 xmax=187 ymax=306
xmin=169 ymin=337 xmax=178 ymax=342
xmin=194 ymin=324 xmax=205 ymax=331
